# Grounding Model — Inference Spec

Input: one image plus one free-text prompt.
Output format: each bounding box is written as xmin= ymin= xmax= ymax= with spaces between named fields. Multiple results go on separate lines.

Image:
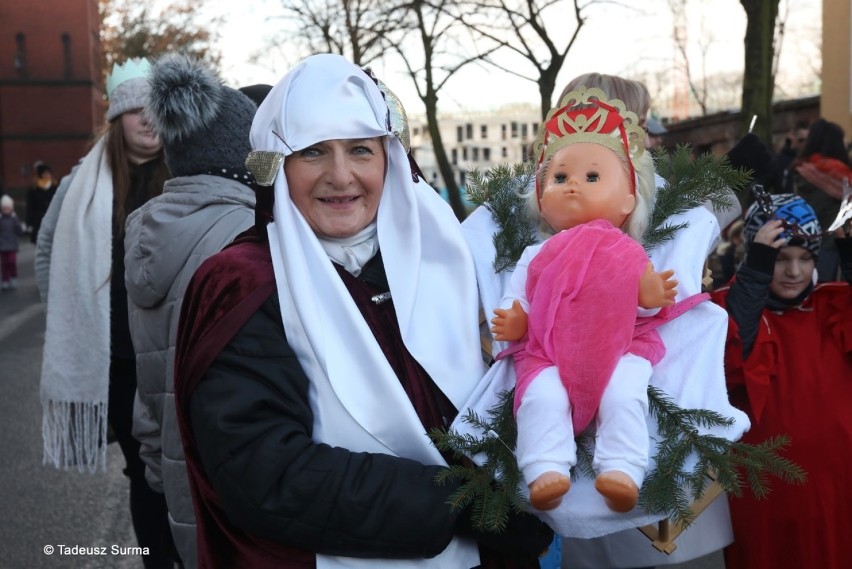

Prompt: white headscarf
xmin=250 ymin=54 xmax=483 ymax=569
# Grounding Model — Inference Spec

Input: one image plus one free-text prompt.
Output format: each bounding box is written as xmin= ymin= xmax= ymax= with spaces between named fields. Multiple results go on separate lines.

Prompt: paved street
xmin=0 ymin=241 xmax=140 ymax=569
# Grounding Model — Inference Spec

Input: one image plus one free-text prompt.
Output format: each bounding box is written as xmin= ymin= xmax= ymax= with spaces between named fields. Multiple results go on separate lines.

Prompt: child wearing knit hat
xmin=124 ymin=52 xmax=265 ymax=568
xmin=0 ymin=195 xmax=24 ymax=290
xmin=710 ymin=194 xmax=852 ymax=569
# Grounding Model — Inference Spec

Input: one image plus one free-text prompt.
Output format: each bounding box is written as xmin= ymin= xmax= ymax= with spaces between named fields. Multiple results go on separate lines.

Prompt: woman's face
xmin=284 ymin=137 xmax=386 ymax=238
xmin=121 ymin=109 xmax=162 ymax=163
xmin=770 ymin=245 xmax=815 ymax=299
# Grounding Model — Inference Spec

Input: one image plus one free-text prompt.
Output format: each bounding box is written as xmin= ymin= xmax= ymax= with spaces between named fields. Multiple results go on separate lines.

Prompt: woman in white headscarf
xmin=172 ymin=54 xmax=552 ymax=569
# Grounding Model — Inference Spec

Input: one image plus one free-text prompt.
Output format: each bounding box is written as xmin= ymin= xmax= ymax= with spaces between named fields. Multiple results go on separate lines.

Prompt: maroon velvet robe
xmin=173 ymin=231 xmax=540 ymax=569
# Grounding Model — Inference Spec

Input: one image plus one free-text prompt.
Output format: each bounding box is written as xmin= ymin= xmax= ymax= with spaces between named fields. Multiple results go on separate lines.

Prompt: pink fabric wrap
xmin=513 ymin=220 xmax=665 ymax=433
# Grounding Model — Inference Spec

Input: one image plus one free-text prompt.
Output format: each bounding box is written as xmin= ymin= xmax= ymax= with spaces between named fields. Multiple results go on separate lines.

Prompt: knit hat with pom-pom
xmin=145 ymin=53 xmax=257 ymax=177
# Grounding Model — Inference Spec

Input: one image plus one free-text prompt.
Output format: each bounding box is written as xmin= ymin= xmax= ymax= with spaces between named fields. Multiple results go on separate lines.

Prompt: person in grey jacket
xmin=124 ymin=53 xmax=266 ymax=569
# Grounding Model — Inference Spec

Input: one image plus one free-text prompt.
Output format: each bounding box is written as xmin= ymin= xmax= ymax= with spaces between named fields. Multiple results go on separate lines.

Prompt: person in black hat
xmin=125 ymin=53 xmax=268 ymax=569
xmin=26 ymin=161 xmax=57 ymax=243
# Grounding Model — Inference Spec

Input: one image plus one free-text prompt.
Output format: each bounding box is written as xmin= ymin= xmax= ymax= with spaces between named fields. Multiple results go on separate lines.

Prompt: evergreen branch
xmin=434 ymin=385 xmax=806 ymax=533
xmin=429 ymin=389 xmax=526 ymax=532
xmin=643 ymin=386 xmax=806 ymax=526
xmin=465 ymin=163 xmax=538 ymax=273
xmin=573 ymin=429 xmax=597 ymax=480
xmin=644 ymin=145 xmax=750 ymax=251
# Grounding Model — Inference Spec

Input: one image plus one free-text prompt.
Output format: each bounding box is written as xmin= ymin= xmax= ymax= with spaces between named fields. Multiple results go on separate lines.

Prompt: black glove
xmin=455 ymin=504 xmax=554 ymax=561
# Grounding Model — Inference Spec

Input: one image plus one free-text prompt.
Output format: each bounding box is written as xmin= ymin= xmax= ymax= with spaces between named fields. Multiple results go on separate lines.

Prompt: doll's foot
xmin=595 ymin=471 xmax=639 ymax=513
xmin=529 ymin=472 xmax=571 ymax=511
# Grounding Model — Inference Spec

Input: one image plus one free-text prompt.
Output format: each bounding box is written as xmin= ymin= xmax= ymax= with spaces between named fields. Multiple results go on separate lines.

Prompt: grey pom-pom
xmin=146 ymin=53 xmax=223 ymax=143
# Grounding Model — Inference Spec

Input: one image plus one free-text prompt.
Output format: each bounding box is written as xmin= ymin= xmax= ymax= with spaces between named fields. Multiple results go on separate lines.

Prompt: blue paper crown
xmin=106 ymin=58 xmax=152 ymax=98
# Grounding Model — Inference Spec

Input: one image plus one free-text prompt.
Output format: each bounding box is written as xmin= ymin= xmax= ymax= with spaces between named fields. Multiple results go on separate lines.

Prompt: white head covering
xmin=250 ymin=54 xmax=483 ymax=568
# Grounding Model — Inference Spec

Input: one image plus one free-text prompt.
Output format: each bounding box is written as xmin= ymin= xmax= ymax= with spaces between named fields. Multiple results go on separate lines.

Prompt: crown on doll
xmin=106 ymin=58 xmax=152 ymax=98
xmin=533 ymin=86 xmax=646 ymax=193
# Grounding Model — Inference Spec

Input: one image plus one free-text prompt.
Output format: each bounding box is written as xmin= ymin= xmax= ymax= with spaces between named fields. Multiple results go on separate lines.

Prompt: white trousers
xmin=515 ymin=353 xmax=651 ymax=488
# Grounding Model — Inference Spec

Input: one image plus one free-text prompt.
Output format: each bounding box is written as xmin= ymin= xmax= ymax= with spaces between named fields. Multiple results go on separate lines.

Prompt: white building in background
xmin=409 ymin=104 xmax=541 ymax=196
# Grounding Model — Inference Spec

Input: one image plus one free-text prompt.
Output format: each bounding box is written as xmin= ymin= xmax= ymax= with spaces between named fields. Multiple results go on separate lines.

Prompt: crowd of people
xmin=23 ymin=49 xmax=851 ymax=569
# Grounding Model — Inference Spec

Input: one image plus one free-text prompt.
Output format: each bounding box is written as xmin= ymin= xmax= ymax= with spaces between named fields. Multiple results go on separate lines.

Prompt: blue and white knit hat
xmin=743 ymin=193 xmax=822 ymax=257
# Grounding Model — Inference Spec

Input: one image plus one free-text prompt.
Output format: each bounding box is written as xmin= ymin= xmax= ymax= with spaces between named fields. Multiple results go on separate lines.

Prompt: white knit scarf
xmin=40 ymin=137 xmax=113 ymax=473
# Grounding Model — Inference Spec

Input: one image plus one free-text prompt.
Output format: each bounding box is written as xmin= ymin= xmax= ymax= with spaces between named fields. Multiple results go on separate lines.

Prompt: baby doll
xmin=491 ymin=87 xmax=677 ymax=513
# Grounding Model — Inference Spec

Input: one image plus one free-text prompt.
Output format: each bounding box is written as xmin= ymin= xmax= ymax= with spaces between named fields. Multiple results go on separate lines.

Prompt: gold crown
xmin=533 ymin=86 xmax=645 ymax=170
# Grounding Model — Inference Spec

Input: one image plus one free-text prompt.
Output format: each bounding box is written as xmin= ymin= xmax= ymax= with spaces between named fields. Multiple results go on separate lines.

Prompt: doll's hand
xmin=638 ymin=263 xmax=677 ymax=309
xmin=754 ymin=219 xmax=786 ymax=248
xmin=491 ymin=300 xmax=528 ymax=342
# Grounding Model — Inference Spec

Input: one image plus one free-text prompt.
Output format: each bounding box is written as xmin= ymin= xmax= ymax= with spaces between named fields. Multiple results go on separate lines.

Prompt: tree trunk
xmin=739 ymin=0 xmax=779 ymax=144
xmin=538 ymin=68 xmax=559 ymax=121
xmin=424 ymin=89 xmax=467 ymax=220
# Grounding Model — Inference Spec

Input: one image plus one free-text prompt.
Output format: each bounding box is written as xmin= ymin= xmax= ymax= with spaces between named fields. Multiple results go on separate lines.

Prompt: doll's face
xmin=539 ymin=142 xmax=636 ymax=232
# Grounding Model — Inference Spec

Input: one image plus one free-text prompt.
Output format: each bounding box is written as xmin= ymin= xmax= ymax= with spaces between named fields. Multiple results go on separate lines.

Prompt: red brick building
xmin=0 ymin=0 xmax=103 ymax=202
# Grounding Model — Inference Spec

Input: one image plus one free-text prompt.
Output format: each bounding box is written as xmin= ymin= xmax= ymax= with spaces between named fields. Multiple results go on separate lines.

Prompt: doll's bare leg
xmin=516 ymin=366 xmax=574 ymax=511
xmin=593 ymin=354 xmax=651 ymax=513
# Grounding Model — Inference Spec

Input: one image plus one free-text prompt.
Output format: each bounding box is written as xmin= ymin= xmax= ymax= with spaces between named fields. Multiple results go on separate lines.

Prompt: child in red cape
xmin=711 ymin=193 xmax=852 ymax=569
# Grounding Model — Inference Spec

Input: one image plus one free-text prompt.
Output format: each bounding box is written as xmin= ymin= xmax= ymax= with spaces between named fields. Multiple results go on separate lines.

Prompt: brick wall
xmin=0 ymin=0 xmax=103 ymax=203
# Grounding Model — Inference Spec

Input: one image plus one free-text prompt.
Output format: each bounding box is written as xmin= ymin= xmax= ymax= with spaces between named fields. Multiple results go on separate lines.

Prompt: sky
xmin=202 ymin=0 xmax=821 ymax=118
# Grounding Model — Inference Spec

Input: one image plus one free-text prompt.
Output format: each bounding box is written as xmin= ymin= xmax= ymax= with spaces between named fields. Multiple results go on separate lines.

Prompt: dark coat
xmin=26 ymin=183 xmax=56 ymax=242
xmin=0 ymin=212 xmax=24 ymax=252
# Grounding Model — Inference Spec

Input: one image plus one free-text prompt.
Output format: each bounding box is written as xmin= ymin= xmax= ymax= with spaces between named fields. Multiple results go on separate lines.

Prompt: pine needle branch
xmin=465 ymin=163 xmax=539 ymax=273
xmin=429 ymin=389 xmax=526 ymax=532
xmin=643 ymin=386 xmax=806 ymax=526
xmin=434 ymin=385 xmax=806 ymax=532
xmin=644 ymin=145 xmax=750 ymax=251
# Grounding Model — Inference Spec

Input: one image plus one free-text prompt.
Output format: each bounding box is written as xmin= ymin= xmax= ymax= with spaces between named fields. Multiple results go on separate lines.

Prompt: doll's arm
xmin=638 ymin=262 xmax=678 ymax=309
xmin=492 ymin=300 xmax=528 ymax=342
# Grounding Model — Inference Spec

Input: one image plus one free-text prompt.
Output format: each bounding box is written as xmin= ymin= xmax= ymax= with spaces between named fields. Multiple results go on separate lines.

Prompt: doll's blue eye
xmin=587 ymin=172 xmax=600 ymax=182
xmin=554 ymin=173 xmax=567 ymax=183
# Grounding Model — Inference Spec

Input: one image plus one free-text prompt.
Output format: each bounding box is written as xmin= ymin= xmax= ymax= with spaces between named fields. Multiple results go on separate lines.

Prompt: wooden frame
xmin=637 ymin=471 xmax=725 ymax=554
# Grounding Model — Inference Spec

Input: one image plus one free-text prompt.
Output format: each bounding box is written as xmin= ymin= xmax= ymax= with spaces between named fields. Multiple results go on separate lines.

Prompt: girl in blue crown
xmin=36 ymin=58 xmax=178 ymax=568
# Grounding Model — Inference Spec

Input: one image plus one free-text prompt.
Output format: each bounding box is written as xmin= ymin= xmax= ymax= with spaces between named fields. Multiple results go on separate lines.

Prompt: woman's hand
xmin=638 ymin=263 xmax=677 ymax=309
xmin=491 ymin=300 xmax=528 ymax=342
xmin=754 ymin=219 xmax=786 ymax=249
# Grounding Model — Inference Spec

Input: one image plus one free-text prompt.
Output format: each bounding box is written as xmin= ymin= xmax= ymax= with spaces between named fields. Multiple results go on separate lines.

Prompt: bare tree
xmin=99 ymin=0 xmax=221 ymax=78
xmin=443 ymin=0 xmax=593 ymax=120
xmin=272 ymin=0 xmax=410 ymax=66
xmin=388 ymin=0 xmax=499 ymax=219
xmin=739 ymin=0 xmax=781 ymax=142
xmin=668 ymin=0 xmax=714 ymax=116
